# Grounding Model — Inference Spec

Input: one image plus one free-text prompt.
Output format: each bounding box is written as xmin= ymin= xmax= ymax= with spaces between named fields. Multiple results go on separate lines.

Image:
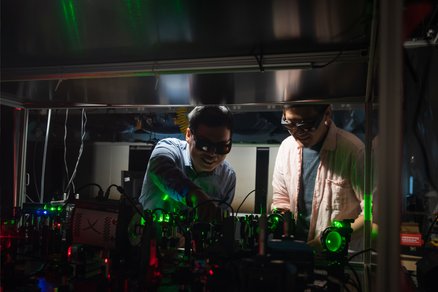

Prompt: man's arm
xmin=271 ymin=144 xmax=292 ymax=211
xmin=146 ymin=155 xmax=221 ymax=220
xmin=148 ymin=155 xmax=199 ymax=202
xmin=351 ymin=214 xmax=365 ymax=241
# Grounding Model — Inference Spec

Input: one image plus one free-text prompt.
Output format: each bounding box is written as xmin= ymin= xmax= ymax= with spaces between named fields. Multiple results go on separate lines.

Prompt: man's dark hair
xmin=188 ymin=106 xmax=233 ymax=134
xmin=284 ymin=104 xmax=330 ymax=115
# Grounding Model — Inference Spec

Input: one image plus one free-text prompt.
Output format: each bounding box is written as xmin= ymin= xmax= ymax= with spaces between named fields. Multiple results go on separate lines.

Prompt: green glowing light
xmin=325 ymin=231 xmax=343 ymax=252
xmin=189 ymin=194 xmax=199 ymax=208
xmin=140 ymin=217 xmax=146 ymax=226
xmin=371 ymin=226 xmax=378 ymax=239
xmin=174 ymin=0 xmax=183 ymax=13
xmin=61 ymin=0 xmax=81 ymax=48
xmin=150 ymin=172 xmax=173 ymax=203
xmin=123 ymin=0 xmax=146 ymax=39
xmin=332 ymin=220 xmax=343 ymax=228
xmin=364 ymin=192 xmax=373 ymax=221
xmin=162 ymin=194 xmax=169 ymax=201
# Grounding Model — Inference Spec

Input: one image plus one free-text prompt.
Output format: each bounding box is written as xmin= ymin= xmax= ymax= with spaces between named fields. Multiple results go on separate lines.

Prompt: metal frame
xmin=376 ymin=0 xmax=403 ymax=291
xmin=2 ymin=50 xmax=368 ymax=82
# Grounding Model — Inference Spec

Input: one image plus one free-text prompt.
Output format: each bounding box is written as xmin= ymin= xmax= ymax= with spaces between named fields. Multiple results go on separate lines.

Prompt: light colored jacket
xmin=271 ymin=123 xmax=365 ymax=242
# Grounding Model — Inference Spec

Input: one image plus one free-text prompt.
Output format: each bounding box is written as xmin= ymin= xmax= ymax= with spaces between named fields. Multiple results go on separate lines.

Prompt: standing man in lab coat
xmin=271 ymin=104 xmax=366 ymax=251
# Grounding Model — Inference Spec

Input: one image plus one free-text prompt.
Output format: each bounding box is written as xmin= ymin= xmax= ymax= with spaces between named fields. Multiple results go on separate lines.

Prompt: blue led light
xmin=409 ymin=176 xmax=413 ymax=195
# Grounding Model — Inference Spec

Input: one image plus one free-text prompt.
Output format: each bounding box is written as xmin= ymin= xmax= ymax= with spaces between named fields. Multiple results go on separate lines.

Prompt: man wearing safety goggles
xmin=271 ymin=104 xmax=366 ymax=251
xmin=139 ymin=106 xmax=236 ymax=222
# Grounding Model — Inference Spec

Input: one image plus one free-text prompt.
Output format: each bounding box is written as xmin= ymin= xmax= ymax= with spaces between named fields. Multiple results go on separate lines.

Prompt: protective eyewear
xmin=281 ymin=114 xmax=324 ymax=133
xmin=191 ymin=130 xmax=232 ymax=155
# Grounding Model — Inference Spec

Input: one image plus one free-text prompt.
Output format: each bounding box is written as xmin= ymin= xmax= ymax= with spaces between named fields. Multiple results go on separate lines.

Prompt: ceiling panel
xmin=1 ymin=0 xmax=373 ymax=107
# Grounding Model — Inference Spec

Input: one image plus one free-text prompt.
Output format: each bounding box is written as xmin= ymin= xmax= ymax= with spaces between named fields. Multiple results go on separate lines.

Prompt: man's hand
xmin=188 ymin=189 xmax=222 ymax=222
xmin=307 ymin=236 xmax=323 ymax=253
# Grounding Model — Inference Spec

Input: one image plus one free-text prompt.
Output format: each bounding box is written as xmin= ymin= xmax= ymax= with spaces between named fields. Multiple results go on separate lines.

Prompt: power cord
xmin=348 ymin=248 xmax=376 ymax=262
xmin=105 ymin=184 xmax=148 ymax=223
xmin=76 ymin=183 xmax=104 ymax=200
xmin=235 ymin=189 xmax=256 ymax=215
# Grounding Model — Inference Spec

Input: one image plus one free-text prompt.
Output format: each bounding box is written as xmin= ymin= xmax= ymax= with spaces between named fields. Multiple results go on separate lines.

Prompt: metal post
xmin=376 ymin=0 xmax=403 ymax=291
xmin=363 ymin=0 xmax=379 ymax=290
xmin=40 ymin=109 xmax=52 ymax=203
xmin=16 ymin=109 xmax=29 ymax=210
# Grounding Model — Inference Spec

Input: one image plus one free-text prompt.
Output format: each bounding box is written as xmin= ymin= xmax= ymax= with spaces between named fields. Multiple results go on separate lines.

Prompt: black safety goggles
xmin=191 ymin=130 xmax=232 ymax=155
xmin=281 ymin=114 xmax=324 ymax=133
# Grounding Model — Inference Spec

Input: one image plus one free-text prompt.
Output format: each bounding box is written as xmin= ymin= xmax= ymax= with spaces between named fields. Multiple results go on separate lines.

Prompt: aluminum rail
xmin=2 ymin=50 xmax=368 ymax=82
xmin=376 ymin=0 xmax=403 ymax=291
xmin=363 ymin=0 xmax=379 ymax=290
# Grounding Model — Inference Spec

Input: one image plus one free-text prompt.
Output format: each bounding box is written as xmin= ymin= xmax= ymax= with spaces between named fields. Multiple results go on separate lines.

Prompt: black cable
xmin=326 ymin=275 xmax=352 ymax=292
xmin=312 ymin=49 xmax=344 ymax=69
xmin=104 ymin=184 xmax=119 ymax=200
xmin=114 ymin=185 xmax=148 ymax=223
xmin=345 ymin=277 xmax=360 ymax=292
xmin=312 ymin=32 xmax=368 ymax=69
xmin=26 ymin=262 xmax=48 ymax=277
xmin=253 ymin=44 xmax=264 ymax=72
xmin=348 ymin=247 xmax=376 ymax=262
xmin=255 ymin=52 xmax=264 ymax=72
xmin=404 ymin=46 xmax=437 ymax=191
xmin=235 ymin=189 xmax=256 ymax=216
xmin=346 ymin=262 xmax=363 ymax=292
xmin=76 ymin=183 xmax=104 ymax=199
xmin=342 ymin=281 xmax=353 ymax=292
